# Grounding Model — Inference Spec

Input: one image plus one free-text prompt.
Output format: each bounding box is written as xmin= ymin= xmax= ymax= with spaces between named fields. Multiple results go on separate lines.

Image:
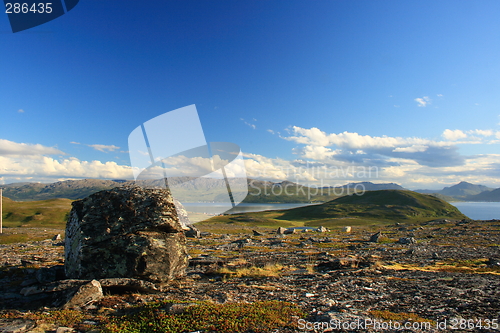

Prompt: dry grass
xmin=218 ymin=263 xmax=293 ymax=278
xmin=383 ymin=259 xmax=500 ymax=275
xmin=368 ymin=310 xmax=436 ymax=325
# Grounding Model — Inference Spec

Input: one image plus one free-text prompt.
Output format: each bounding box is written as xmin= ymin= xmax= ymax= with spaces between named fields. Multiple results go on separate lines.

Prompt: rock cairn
xmin=65 ymin=185 xmax=189 ymax=283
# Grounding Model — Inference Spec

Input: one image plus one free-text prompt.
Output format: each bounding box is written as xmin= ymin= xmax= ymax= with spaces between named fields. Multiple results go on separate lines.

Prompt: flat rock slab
xmin=0 ymin=318 xmax=35 ymax=333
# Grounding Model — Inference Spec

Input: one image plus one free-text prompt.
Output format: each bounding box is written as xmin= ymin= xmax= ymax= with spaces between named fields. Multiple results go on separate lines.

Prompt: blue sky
xmin=1 ymin=0 xmax=500 ymax=189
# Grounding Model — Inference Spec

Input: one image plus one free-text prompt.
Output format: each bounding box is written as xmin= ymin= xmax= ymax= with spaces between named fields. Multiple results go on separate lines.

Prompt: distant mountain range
xmin=415 ymin=181 xmax=498 ymax=202
xmin=1 ymin=179 xmax=498 ymax=202
xmin=0 ymin=178 xmax=407 ymax=203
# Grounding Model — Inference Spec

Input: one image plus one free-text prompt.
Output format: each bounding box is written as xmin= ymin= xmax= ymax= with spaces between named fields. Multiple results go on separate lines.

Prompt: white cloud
xmin=267 ymin=129 xmax=275 ymax=134
xmin=0 ymin=155 xmax=134 ymax=183
xmin=437 ymin=94 xmax=443 ymax=97
xmin=240 ymin=118 xmax=256 ymax=130
xmin=0 ymin=139 xmax=63 ymax=156
xmin=18 ymin=109 xmax=24 ymax=113
xmin=441 ymin=129 xmax=500 ymax=143
xmin=469 ymin=129 xmax=493 ymax=137
xmin=70 ymin=141 xmax=80 ymax=145
xmin=392 ymin=145 xmax=428 ymax=153
xmin=442 ymin=129 xmax=467 ymax=141
xmin=284 ymin=126 xmax=444 ymax=150
xmin=414 ymin=96 xmax=431 ymax=107
xmin=88 ymin=144 xmax=120 ymax=152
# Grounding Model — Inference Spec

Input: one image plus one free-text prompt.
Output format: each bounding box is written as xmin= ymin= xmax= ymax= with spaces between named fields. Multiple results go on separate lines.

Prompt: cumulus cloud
xmin=0 ymin=139 xmax=63 ymax=156
xmin=282 ymin=126 xmax=466 ymax=168
xmin=284 ymin=126 xmax=445 ymax=150
xmin=0 ymin=155 xmax=134 ymax=183
xmin=414 ymin=96 xmax=431 ymax=107
xmin=441 ymin=129 xmax=500 ymax=143
xmin=87 ymin=144 xmax=120 ymax=152
xmin=442 ymin=129 xmax=467 ymax=141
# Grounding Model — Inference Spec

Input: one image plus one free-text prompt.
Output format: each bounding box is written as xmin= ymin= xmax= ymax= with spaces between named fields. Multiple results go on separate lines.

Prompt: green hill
xmin=277 ymin=190 xmax=468 ymax=222
xmin=0 ymin=196 xmax=72 ymax=228
xmin=205 ymin=190 xmax=469 ymax=230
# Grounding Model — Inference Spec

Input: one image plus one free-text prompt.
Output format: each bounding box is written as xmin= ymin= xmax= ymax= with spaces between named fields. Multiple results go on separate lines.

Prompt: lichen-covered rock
xmin=64 ymin=185 xmax=188 ymax=283
xmin=63 ymin=279 xmax=103 ymax=310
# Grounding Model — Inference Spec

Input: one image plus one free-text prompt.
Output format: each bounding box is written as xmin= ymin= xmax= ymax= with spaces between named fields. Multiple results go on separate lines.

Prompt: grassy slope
xmin=202 ymin=190 xmax=469 ymax=230
xmin=1 ymin=196 xmax=72 ymax=228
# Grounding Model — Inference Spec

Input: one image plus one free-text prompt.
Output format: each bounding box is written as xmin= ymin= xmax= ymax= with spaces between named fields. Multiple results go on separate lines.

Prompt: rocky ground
xmin=1 ymin=218 xmax=500 ymax=332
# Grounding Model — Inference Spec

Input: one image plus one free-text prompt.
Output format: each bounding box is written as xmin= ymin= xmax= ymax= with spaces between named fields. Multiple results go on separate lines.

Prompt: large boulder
xmin=65 ymin=185 xmax=189 ymax=283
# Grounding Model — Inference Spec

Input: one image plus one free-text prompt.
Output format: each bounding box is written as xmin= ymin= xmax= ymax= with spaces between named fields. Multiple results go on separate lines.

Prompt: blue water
xmin=451 ymin=202 xmax=500 ymax=220
xmin=182 ymin=202 xmax=313 ymax=215
xmin=183 ymin=202 xmax=500 ymax=220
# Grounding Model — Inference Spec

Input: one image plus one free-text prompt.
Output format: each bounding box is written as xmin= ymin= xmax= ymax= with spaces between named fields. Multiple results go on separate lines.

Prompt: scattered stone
xmin=369 ymin=231 xmax=383 ymax=243
xmin=316 ymin=226 xmax=328 ymax=233
xmin=0 ymin=318 xmax=35 ymax=333
xmin=252 ymin=230 xmax=264 ymax=236
xmin=284 ymin=228 xmax=297 ymax=235
xmin=63 ymin=280 xmax=103 ymax=310
xmin=64 ymin=186 xmax=189 ymax=283
xmin=342 ymin=226 xmax=351 ymax=233
xmin=277 ymin=227 xmax=287 ymax=235
xmin=162 ymin=302 xmax=198 ymax=314
xmin=487 ymin=258 xmax=500 ymax=267
xmin=317 ymin=257 xmax=360 ymax=270
xmin=52 ymin=234 xmax=62 ymax=241
xmin=397 ymin=237 xmax=417 ymax=244
xmin=185 ymin=225 xmax=201 ymax=238
xmin=55 ymin=327 xmax=76 ymax=333
xmin=35 ymin=265 xmax=65 ymax=284
xmin=99 ymin=278 xmax=161 ymax=293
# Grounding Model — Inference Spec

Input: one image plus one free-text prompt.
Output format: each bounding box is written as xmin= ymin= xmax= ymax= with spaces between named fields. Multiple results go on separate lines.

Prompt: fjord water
xmin=451 ymin=202 xmax=500 ymax=220
xmin=183 ymin=202 xmax=313 ymax=215
xmin=184 ymin=202 xmax=500 ymax=220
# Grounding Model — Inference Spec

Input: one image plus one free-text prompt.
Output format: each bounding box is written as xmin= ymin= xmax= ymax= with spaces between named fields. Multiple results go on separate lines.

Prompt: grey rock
xmin=185 ymin=225 xmax=201 ymax=238
xmin=487 ymin=258 xmax=500 ymax=267
xmin=161 ymin=302 xmax=197 ymax=314
xmin=398 ymin=237 xmax=417 ymax=244
xmin=277 ymin=227 xmax=287 ymax=235
xmin=284 ymin=228 xmax=297 ymax=234
xmin=65 ymin=185 xmax=188 ymax=283
xmin=52 ymin=234 xmax=62 ymax=241
xmin=99 ymin=278 xmax=160 ymax=293
xmin=252 ymin=230 xmax=264 ymax=236
xmin=63 ymin=279 xmax=103 ymax=310
xmin=316 ymin=226 xmax=328 ymax=233
xmin=0 ymin=318 xmax=35 ymax=333
xmin=36 ymin=265 xmax=65 ymax=284
xmin=369 ymin=231 xmax=383 ymax=243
